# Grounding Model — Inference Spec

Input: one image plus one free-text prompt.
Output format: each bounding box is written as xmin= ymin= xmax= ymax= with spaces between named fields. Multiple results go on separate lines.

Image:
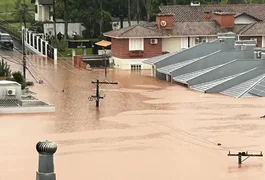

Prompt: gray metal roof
xmin=172 ymin=60 xmax=237 ymax=84
xmin=240 ymin=92 xmax=258 ymax=98
xmin=248 ymin=77 xmax=265 ymax=97
xmin=142 ymin=50 xmax=181 ymax=65
xmin=220 ymin=73 xmax=265 ymax=98
xmin=173 ymin=64 xmax=222 ymax=84
xmin=157 ymin=57 xmax=200 ymax=75
xmin=190 ymin=72 xmax=248 ymax=92
xmin=156 ymin=50 xmax=221 ymax=75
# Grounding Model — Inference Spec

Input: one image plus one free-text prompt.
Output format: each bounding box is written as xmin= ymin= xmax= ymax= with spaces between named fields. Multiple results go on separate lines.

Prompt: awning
xmin=95 ymin=40 xmax=112 ymax=47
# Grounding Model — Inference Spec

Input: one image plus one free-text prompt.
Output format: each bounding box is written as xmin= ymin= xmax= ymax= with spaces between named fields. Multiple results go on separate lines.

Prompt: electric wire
xmin=1 ymin=20 xmax=263 ymax=154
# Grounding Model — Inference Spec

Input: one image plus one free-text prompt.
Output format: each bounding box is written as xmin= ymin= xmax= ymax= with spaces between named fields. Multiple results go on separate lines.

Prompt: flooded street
xmin=1 ymin=55 xmax=265 ymax=180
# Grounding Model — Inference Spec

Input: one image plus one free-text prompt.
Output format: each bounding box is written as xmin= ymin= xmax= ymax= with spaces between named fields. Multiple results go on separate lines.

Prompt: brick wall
xmin=156 ymin=15 xmax=174 ymax=29
xmin=214 ymin=13 xmax=235 ymax=28
xmin=111 ymin=38 xmax=162 ymax=59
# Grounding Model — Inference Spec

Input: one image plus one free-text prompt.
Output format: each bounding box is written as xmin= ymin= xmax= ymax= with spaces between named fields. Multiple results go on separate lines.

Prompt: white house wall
xmin=44 ymin=23 xmax=85 ymax=37
xmin=162 ymin=37 xmax=181 ymax=53
xmin=34 ymin=0 xmax=39 ymax=21
xmin=234 ymin=14 xmax=257 ymax=24
xmin=112 ymin=57 xmax=152 ymax=70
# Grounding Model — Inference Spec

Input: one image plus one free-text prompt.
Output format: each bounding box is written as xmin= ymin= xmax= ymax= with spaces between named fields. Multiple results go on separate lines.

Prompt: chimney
xmin=156 ymin=13 xmax=174 ymax=30
xmin=204 ymin=11 xmax=210 ymax=20
xmin=213 ymin=12 xmax=235 ymax=28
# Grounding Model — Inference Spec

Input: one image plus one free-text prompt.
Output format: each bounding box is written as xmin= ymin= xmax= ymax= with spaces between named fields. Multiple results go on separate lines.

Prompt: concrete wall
xmin=162 ymin=37 xmax=181 ymax=53
xmin=111 ymin=21 xmax=147 ymax=30
xmin=112 ymin=57 xmax=152 ymax=70
xmin=206 ymin=68 xmax=265 ymax=93
xmin=170 ymin=51 xmax=254 ymax=77
xmin=0 ymin=106 xmax=55 ymax=114
xmin=44 ymin=23 xmax=86 ymax=37
xmin=0 ymin=85 xmax=21 ymax=100
xmin=187 ymin=60 xmax=265 ymax=86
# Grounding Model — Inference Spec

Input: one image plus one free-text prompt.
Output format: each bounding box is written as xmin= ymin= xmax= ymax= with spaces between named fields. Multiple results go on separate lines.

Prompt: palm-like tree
xmin=13 ymin=0 xmax=33 ymax=28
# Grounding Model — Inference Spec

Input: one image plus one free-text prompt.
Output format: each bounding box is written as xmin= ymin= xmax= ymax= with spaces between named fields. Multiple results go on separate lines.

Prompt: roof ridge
xmin=239 ymin=22 xmax=257 ymax=35
xmin=118 ymin=25 xmax=139 ymax=37
xmin=160 ymin=3 xmax=265 ymax=7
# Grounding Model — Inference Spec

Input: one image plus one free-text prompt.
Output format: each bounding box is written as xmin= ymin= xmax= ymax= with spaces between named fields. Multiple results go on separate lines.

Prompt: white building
xmin=31 ymin=0 xmax=53 ymax=22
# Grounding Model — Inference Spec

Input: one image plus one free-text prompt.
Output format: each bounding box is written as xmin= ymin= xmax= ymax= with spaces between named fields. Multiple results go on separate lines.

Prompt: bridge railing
xmin=23 ymin=27 xmax=57 ymax=64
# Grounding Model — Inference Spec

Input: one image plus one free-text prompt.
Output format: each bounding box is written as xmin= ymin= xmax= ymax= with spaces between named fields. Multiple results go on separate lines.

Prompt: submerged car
xmin=0 ymin=33 xmax=14 ymax=50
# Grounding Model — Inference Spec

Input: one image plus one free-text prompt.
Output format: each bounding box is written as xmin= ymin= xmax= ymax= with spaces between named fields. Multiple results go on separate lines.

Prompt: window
xmin=181 ymin=37 xmax=188 ymax=49
xmin=195 ymin=37 xmax=210 ymax=44
xmin=131 ymin=64 xmax=142 ymax=70
xmin=35 ymin=5 xmax=37 ymax=13
xmin=129 ymin=38 xmax=144 ymax=51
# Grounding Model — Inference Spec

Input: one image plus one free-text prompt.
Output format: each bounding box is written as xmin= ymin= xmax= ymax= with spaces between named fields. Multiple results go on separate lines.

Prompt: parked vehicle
xmin=0 ymin=33 xmax=14 ymax=50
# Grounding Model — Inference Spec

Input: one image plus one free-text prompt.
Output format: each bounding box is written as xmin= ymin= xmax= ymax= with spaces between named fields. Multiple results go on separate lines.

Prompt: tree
xmin=128 ymin=0 xmax=131 ymax=26
xmin=0 ymin=59 xmax=11 ymax=78
xmin=13 ymin=0 xmax=33 ymax=28
xmin=142 ymin=0 xmax=154 ymax=21
xmin=64 ymin=0 xmax=68 ymax=40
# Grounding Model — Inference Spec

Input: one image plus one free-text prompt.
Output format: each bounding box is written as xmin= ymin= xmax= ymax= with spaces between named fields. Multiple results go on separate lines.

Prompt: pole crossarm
xmin=228 ymin=151 xmax=263 ymax=157
xmin=90 ymin=79 xmax=118 ymax=107
xmin=228 ymin=151 xmax=263 ymax=165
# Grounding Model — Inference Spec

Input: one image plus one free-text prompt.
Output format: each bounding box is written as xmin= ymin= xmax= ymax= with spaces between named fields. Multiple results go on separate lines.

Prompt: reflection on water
xmin=1 ymin=56 xmax=265 ymax=180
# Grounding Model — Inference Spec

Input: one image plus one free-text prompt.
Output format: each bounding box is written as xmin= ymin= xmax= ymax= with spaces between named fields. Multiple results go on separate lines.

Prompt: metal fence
xmin=47 ymin=44 xmax=54 ymax=59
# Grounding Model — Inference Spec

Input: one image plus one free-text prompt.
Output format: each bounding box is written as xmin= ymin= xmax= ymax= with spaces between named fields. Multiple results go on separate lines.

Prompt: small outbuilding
xmin=0 ymin=80 xmax=21 ymax=100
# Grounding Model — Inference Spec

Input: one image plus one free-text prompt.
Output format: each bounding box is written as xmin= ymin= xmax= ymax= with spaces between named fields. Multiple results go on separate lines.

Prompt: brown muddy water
xmin=1 ymin=55 xmax=265 ymax=180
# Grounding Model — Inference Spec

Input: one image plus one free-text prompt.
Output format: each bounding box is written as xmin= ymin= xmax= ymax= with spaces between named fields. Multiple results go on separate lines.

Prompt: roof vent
xmin=190 ymin=1 xmax=200 ymax=6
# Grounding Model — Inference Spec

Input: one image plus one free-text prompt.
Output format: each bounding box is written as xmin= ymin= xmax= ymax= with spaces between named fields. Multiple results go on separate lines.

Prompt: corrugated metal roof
xmin=248 ymin=77 xmax=265 ymax=97
xmin=190 ymin=72 xmax=247 ymax=92
xmin=157 ymin=58 xmax=200 ymax=75
xmin=156 ymin=50 xmax=221 ymax=75
xmin=240 ymin=92 xmax=258 ymax=98
xmin=142 ymin=51 xmax=181 ymax=65
xmin=173 ymin=64 xmax=224 ymax=84
xmin=221 ymin=73 xmax=265 ymax=98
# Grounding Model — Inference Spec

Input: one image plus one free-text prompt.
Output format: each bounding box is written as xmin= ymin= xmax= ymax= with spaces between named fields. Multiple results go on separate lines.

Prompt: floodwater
xmin=1 ymin=54 xmax=265 ymax=180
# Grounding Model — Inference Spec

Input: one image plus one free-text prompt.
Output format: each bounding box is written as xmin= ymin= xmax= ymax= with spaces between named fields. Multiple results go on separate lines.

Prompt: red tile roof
xmin=104 ymin=25 xmax=164 ymax=38
xmin=159 ymin=4 xmax=265 ymax=22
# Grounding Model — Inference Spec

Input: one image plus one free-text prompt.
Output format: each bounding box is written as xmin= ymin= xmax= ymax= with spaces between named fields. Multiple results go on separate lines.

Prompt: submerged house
xmin=0 ymin=80 xmax=55 ymax=114
xmin=143 ymin=32 xmax=265 ymax=98
xmin=104 ymin=3 xmax=265 ymax=70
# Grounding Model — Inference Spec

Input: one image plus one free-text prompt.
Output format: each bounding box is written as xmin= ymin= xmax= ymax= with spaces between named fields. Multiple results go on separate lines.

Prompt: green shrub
xmin=0 ymin=59 xmax=11 ymax=77
xmin=12 ymin=71 xmax=26 ymax=89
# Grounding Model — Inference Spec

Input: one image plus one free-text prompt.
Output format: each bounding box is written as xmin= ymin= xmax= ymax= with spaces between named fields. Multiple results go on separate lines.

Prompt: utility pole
xmin=228 ymin=151 xmax=263 ymax=167
xmin=99 ymin=0 xmax=103 ymax=36
xmin=89 ymin=80 xmax=118 ymax=107
xmin=53 ymin=0 xmax=57 ymax=42
xmin=22 ymin=27 xmax=26 ymax=80
xmin=104 ymin=48 xmax=107 ymax=77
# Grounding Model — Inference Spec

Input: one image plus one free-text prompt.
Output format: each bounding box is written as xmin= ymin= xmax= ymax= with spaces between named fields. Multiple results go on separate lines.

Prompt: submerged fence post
xmin=36 ymin=140 xmax=58 ymax=180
